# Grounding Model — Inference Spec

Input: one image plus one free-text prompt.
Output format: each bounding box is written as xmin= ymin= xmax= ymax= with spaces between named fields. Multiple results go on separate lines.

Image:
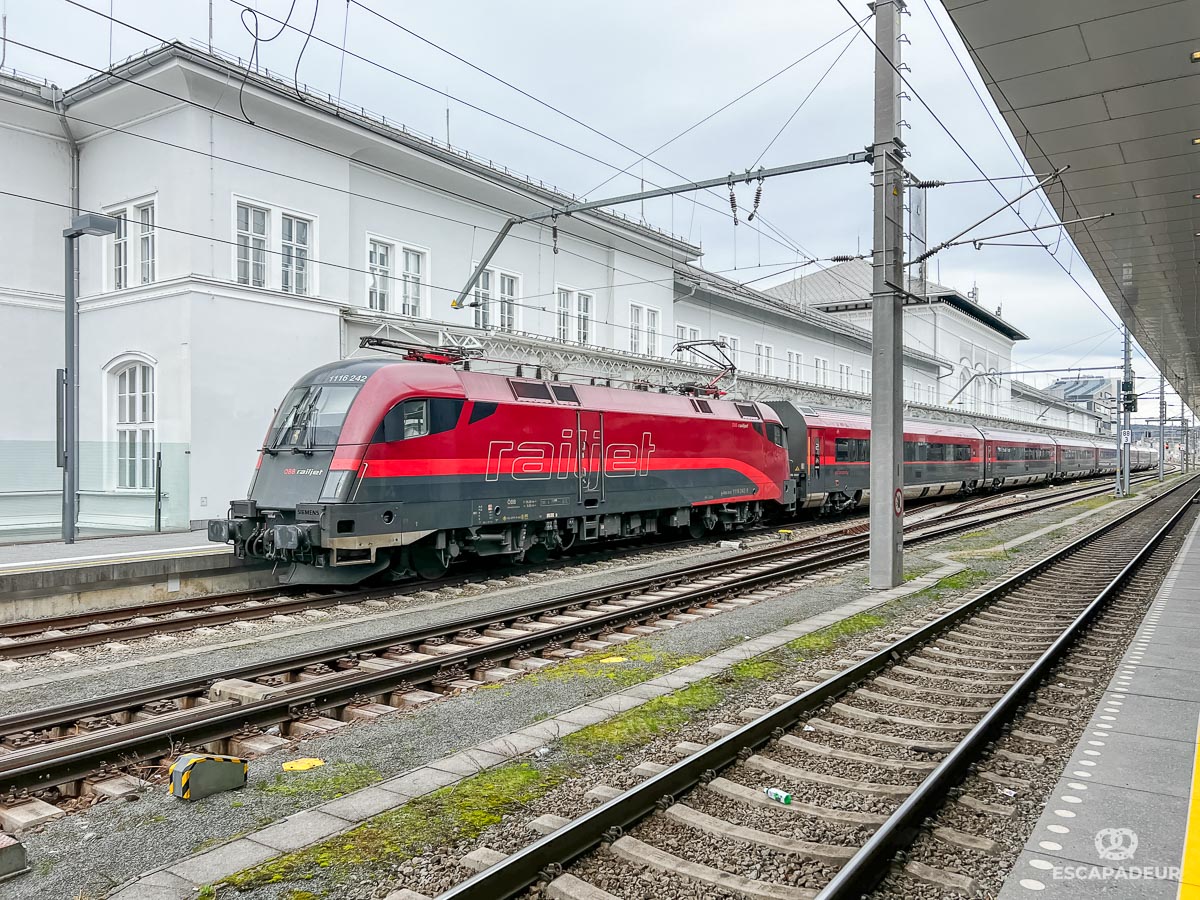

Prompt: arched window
xmin=114 ymin=362 xmax=155 ymax=489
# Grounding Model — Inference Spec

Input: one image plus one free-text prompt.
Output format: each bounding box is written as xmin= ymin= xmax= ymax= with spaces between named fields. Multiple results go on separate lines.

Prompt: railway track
xmin=0 ymin=473 xmax=1158 ymax=661
xmin=0 ymin=472 xmax=1168 ymax=810
xmin=425 ymin=475 xmax=1199 ymax=900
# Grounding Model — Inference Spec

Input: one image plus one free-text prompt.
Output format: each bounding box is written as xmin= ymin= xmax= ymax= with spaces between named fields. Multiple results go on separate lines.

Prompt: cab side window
xmin=380 ymin=398 xmax=464 ymax=442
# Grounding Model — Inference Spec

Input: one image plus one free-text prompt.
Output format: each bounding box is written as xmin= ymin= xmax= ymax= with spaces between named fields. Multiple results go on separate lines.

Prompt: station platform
xmin=0 ymin=529 xmax=272 ymax=623
xmin=1001 ymin=514 xmax=1200 ymax=898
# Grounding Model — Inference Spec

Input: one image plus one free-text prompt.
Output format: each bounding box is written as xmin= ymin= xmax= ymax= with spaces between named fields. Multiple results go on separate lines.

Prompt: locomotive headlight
xmin=319 ymin=469 xmax=356 ymax=502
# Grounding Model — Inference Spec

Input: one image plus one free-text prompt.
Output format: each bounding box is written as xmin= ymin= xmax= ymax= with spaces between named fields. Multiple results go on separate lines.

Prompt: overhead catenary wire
xmin=39 ymin=2 xmax=854 ymax=302
xmin=50 ymin=0 xmax=817 ymax=288
xmin=0 ymin=185 xmax=835 ymax=331
xmin=349 ymin=0 xmax=866 ymax=263
xmin=751 ymin=21 xmax=862 ymax=169
xmin=5 ymin=32 xmax=717 ymax=297
xmin=917 ymin=0 xmax=1177 ymax=383
xmin=220 ymin=0 xmax=832 ymax=265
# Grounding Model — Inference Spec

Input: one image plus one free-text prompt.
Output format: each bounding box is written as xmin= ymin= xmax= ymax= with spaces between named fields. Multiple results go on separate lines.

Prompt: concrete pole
xmin=62 ymin=234 xmax=78 ymax=544
xmin=1159 ymin=374 xmax=1165 ymax=482
xmin=1121 ymin=327 xmax=1131 ymax=496
xmin=868 ymin=0 xmax=906 ymax=588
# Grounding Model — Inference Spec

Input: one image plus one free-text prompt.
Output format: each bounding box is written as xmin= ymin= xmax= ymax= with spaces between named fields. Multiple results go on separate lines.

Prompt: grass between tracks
xmin=216 ymin=610 xmax=907 ymax=893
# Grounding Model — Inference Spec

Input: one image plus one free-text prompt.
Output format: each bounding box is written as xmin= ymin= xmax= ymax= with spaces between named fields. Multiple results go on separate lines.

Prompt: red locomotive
xmin=210 ymin=357 xmax=1145 ymax=585
xmin=210 ymin=358 xmax=793 ymax=583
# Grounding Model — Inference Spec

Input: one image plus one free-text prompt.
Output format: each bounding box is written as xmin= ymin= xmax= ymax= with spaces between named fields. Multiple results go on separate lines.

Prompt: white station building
xmin=0 ymin=43 xmax=1106 ymax=537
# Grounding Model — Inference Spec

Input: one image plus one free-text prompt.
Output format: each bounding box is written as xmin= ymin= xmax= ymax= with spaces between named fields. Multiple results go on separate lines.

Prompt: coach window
xmin=765 ymin=423 xmax=785 ymax=447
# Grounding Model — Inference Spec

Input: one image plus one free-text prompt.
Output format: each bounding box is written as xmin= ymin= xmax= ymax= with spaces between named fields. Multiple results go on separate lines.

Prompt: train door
xmin=577 ymin=409 xmax=603 ymax=509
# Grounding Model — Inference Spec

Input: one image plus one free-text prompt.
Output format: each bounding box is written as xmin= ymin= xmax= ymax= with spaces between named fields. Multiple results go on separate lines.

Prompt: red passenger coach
xmin=211 ymin=359 xmax=794 ymax=584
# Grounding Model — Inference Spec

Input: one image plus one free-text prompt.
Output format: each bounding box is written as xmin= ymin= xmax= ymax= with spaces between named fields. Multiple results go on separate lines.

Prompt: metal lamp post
xmin=59 ymin=212 xmax=118 ymax=544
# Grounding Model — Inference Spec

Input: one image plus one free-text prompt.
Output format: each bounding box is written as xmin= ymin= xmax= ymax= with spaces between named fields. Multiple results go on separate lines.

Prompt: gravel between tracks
xmin=3 ymin=485 xmax=1177 ymax=900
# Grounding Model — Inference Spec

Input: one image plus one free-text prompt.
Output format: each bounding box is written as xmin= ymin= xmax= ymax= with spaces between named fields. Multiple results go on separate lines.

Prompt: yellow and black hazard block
xmin=168 ymin=753 xmax=248 ymax=801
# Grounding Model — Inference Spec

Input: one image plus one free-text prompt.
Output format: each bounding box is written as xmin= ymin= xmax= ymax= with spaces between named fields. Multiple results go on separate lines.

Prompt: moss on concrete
xmin=726 ymin=657 xmax=784 ymax=682
xmin=258 ymin=762 xmax=382 ymax=801
xmin=562 ymin=679 xmax=723 ymax=754
xmin=516 ymin=639 xmax=703 ymax=690
xmin=784 ymin=611 xmax=889 ymax=656
xmin=222 ymin=762 xmax=563 ymax=891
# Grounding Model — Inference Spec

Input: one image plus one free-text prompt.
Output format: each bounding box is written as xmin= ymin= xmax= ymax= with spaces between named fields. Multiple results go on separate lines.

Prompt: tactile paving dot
xmin=1061 ymin=795 xmax=1083 ymax=803
xmin=1054 ymin=809 xmax=1077 ymax=818
xmin=1088 ymin=740 xmax=1105 ymax=746
xmin=1019 ymin=879 xmax=1046 ymax=891
xmin=1068 ymin=783 xmax=1088 ymax=790
xmin=1029 ymin=859 xmax=1054 ymax=870
xmin=1047 ymin=824 xmax=1070 ymax=834
xmin=1039 ymin=841 xmax=1063 ymax=851
xmin=1072 ymin=771 xmax=1092 ymax=778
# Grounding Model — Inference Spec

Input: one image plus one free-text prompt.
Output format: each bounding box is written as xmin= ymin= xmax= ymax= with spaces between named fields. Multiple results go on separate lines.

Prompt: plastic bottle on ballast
xmin=763 ymin=787 xmax=792 ymax=805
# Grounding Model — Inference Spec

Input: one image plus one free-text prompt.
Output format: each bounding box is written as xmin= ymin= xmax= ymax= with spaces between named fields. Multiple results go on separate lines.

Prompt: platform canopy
xmin=940 ymin=0 xmax=1200 ymax=412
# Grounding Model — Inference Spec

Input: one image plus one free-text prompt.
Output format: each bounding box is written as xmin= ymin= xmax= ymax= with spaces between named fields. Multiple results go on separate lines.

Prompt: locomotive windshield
xmin=266 ymin=384 xmax=360 ymax=450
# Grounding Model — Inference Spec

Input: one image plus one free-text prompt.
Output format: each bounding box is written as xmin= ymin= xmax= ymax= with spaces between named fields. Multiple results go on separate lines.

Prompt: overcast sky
xmin=1 ymin=0 xmax=1182 ymax=423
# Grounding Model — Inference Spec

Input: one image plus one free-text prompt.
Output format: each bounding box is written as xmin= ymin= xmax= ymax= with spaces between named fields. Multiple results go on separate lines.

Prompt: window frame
xmin=754 ymin=342 xmax=773 ymax=377
xmin=230 ymin=196 xmax=321 ymax=295
xmin=107 ymin=356 xmax=157 ymax=492
xmin=675 ymin=323 xmax=701 ymax=359
xmin=471 ymin=264 xmax=522 ymax=332
xmin=280 ymin=213 xmax=312 ymax=296
xmin=629 ymin=301 xmax=661 ymax=357
xmin=786 ymin=350 xmax=802 ymax=382
xmin=813 ymin=356 xmax=829 ymax=387
xmin=717 ymin=333 xmax=741 ymax=369
xmin=367 ymin=236 xmax=394 ymax=311
xmin=104 ymin=195 xmax=157 ymax=291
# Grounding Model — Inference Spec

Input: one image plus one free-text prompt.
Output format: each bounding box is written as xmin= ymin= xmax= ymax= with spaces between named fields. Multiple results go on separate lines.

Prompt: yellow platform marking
xmin=1181 ymin=716 xmax=1200 ymax=897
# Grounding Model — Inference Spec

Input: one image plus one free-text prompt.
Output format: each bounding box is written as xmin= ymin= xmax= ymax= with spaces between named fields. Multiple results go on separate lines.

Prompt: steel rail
xmin=815 ymin=482 xmax=1200 ymax=897
xmin=0 ymin=474 xmax=1174 ymax=796
xmin=0 ymin=474 xmax=1136 ymax=739
xmin=0 ymin=470 xmax=1156 ymax=656
xmin=434 ymin=474 xmax=1199 ymax=900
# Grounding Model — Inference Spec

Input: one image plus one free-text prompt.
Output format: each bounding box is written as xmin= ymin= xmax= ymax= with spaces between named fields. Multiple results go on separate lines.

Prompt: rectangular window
xmin=112 ymin=210 xmax=128 ymax=290
xmin=236 ymin=203 xmax=268 ymax=287
xmin=576 ymin=293 xmax=591 ymax=344
xmin=369 ymin=239 xmax=392 ymax=311
xmin=473 ymin=269 xmax=491 ymax=328
xmin=861 ymin=369 xmax=871 ymax=393
xmin=401 ymin=249 xmax=423 ymax=317
xmin=718 ymin=334 xmax=741 ymax=368
xmin=557 ymin=289 xmax=572 ymax=343
xmin=814 ymin=357 xmax=829 ymax=387
xmin=674 ymin=324 xmax=700 ymax=358
xmin=281 ymin=214 xmax=310 ymax=295
xmin=838 ymin=364 xmax=852 ymax=391
xmin=787 ymin=351 xmax=802 ymax=382
xmin=628 ymin=302 xmax=660 ymax=356
xmin=754 ymin=343 xmax=773 ymax=377
xmin=137 ymin=203 xmax=155 ymax=284
xmin=499 ymin=273 xmax=517 ymax=332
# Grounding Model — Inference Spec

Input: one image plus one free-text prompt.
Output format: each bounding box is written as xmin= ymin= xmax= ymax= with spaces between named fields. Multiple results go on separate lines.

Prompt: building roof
xmin=763 ymin=258 xmax=1030 ymax=342
xmin=675 ymin=263 xmax=952 ymax=371
xmin=1046 ymin=376 xmax=1117 ymax=402
xmin=13 ymin=41 xmax=701 ymax=258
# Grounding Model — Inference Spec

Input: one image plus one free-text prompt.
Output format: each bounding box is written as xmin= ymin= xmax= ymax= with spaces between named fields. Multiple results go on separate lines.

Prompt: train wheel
xmin=687 ymin=519 xmax=706 ymax=540
xmin=524 ymin=542 xmax=549 ymax=566
xmin=410 ymin=545 xmax=451 ymax=580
